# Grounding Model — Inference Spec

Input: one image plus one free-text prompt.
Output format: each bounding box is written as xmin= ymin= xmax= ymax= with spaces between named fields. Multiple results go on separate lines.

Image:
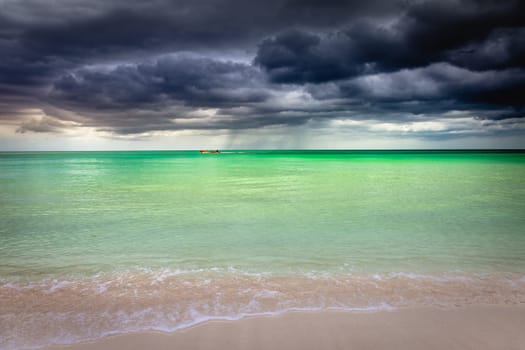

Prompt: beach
xmin=45 ymin=305 xmax=525 ymax=350
xmin=2 ymin=150 xmax=525 ymax=349
xmin=2 ymin=0 xmax=525 ymax=347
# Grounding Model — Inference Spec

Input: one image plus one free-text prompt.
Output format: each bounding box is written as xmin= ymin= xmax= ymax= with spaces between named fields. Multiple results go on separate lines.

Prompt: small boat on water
xmin=199 ymin=150 xmax=220 ymax=154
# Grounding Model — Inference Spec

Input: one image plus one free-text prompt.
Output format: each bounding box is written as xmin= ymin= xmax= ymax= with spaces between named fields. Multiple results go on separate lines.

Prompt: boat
xmin=199 ymin=150 xmax=220 ymax=154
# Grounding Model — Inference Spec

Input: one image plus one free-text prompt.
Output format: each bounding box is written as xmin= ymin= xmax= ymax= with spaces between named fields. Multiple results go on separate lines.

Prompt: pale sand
xmin=46 ymin=305 xmax=525 ymax=350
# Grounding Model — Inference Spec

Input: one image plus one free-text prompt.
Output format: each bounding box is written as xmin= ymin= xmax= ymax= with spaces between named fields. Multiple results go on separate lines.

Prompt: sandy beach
xmin=45 ymin=305 xmax=525 ymax=350
xmin=3 ymin=152 xmax=525 ymax=349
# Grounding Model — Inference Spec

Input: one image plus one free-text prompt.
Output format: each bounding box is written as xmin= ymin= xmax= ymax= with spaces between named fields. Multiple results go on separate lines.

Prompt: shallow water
xmin=1 ymin=150 xmax=525 ymax=349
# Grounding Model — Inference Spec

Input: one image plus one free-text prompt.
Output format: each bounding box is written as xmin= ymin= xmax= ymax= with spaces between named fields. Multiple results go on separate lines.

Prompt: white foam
xmin=137 ymin=303 xmax=398 ymax=334
xmin=0 ymin=299 xmax=397 ymax=350
xmin=46 ymin=280 xmax=73 ymax=293
xmin=3 ymin=269 xmax=525 ymax=350
xmin=516 ymin=275 xmax=525 ymax=283
xmin=253 ymin=290 xmax=282 ymax=298
xmin=370 ymin=272 xmax=476 ymax=282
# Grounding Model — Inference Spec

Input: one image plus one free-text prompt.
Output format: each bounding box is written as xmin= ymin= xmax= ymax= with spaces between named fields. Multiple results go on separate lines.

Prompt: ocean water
xmin=1 ymin=150 xmax=525 ymax=349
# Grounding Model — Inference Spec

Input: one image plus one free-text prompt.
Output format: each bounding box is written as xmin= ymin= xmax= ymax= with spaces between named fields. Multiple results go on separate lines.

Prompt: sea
xmin=1 ymin=150 xmax=525 ymax=349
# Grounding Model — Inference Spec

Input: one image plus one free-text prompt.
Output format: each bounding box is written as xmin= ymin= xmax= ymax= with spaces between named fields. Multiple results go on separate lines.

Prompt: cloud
xmin=52 ymin=55 xmax=269 ymax=108
xmin=0 ymin=0 xmax=401 ymax=90
xmin=38 ymin=59 xmax=525 ymax=136
xmin=255 ymin=0 xmax=525 ymax=83
xmin=254 ymin=29 xmax=365 ymax=83
xmin=0 ymin=0 xmax=524 ymax=145
xmin=335 ymin=63 xmax=525 ymax=108
xmin=448 ymin=28 xmax=525 ymax=71
xmin=16 ymin=115 xmax=80 ymax=133
xmin=45 ymin=55 xmax=278 ymax=133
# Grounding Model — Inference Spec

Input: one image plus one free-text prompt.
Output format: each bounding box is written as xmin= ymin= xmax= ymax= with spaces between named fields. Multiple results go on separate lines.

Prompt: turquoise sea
xmin=1 ymin=150 xmax=525 ymax=349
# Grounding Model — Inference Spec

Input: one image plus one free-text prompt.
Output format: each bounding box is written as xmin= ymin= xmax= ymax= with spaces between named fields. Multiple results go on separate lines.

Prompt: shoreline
xmin=4 ymin=271 xmax=525 ymax=350
xmin=45 ymin=304 xmax=525 ymax=350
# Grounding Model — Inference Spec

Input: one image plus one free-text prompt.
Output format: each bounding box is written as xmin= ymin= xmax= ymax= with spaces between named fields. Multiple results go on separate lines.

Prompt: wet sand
xmin=46 ymin=305 xmax=525 ymax=350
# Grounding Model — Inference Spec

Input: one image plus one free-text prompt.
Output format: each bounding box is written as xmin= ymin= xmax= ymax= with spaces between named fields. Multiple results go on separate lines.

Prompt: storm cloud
xmin=0 ymin=0 xmax=524 ymax=145
xmin=254 ymin=1 xmax=525 ymax=83
xmin=52 ymin=55 xmax=269 ymax=109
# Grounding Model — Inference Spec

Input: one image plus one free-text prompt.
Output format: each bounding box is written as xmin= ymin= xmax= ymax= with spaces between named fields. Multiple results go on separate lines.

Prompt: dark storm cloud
xmin=333 ymin=64 xmax=525 ymax=108
xmin=0 ymin=0 xmax=399 ymax=89
xmin=46 ymin=55 xmax=282 ymax=134
xmin=255 ymin=0 xmax=525 ymax=83
xmin=52 ymin=55 xmax=269 ymax=109
xmin=448 ymin=28 xmax=525 ymax=71
xmin=0 ymin=0 xmax=524 ymax=138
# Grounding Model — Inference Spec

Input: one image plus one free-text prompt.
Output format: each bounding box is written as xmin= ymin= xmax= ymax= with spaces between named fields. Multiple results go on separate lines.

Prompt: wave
xmin=1 ymin=269 xmax=524 ymax=350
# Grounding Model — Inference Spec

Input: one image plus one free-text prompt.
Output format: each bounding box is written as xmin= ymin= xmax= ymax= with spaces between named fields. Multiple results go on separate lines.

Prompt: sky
xmin=0 ymin=0 xmax=524 ymax=150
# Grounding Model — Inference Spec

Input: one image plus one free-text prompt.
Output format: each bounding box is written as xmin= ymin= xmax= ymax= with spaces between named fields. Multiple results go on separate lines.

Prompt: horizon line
xmin=2 ymin=148 xmax=525 ymax=152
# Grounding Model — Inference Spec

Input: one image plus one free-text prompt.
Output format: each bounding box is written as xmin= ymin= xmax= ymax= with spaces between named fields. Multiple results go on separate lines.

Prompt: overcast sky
xmin=1 ymin=0 xmax=524 ymax=150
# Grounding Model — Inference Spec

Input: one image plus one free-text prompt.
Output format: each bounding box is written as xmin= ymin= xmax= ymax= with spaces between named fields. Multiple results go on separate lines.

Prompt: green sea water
xmin=2 ymin=150 xmax=525 ymax=349
xmin=1 ymin=150 xmax=525 ymax=277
